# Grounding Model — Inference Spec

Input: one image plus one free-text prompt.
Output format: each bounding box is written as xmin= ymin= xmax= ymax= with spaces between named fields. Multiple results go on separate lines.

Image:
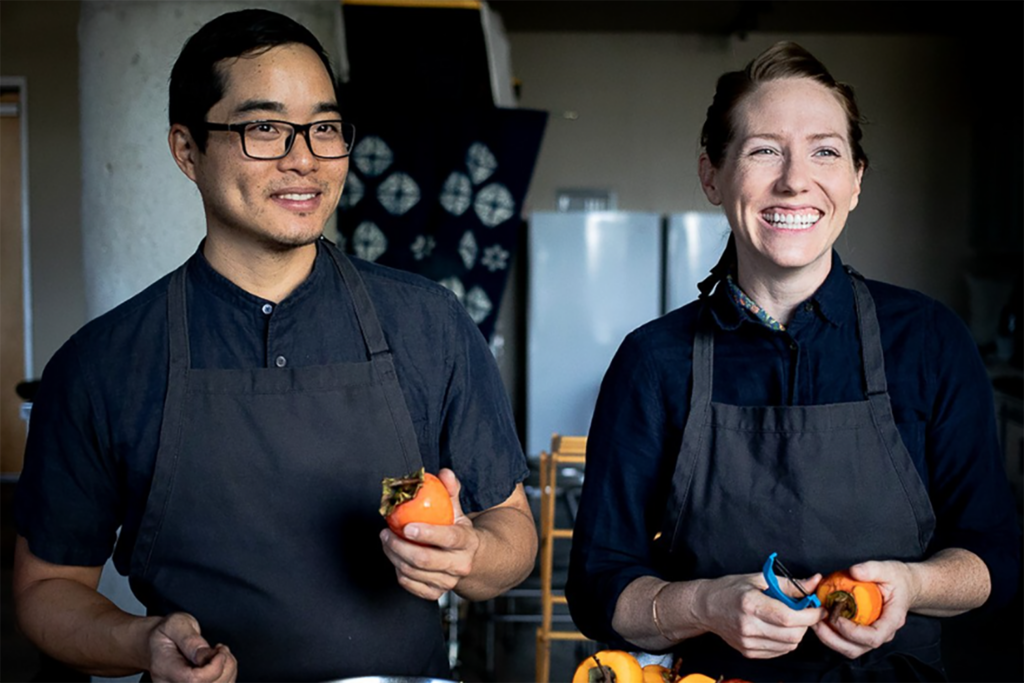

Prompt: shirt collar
xmin=708 ymin=250 xmax=854 ymax=331
xmin=187 ymin=238 xmax=329 ymax=310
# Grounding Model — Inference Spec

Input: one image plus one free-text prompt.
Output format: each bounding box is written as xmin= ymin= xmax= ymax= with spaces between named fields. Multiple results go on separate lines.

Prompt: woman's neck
xmin=735 ymin=257 xmax=831 ymax=326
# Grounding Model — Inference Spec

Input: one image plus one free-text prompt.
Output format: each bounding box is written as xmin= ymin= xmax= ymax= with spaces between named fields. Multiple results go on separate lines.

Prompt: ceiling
xmin=488 ymin=1 xmax=1017 ymax=39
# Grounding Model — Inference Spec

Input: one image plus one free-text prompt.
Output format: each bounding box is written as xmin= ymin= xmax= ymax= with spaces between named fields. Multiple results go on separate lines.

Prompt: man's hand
xmin=147 ymin=612 xmax=237 ymax=682
xmin=695 ymin=571 xmax=825 ymax=659
xmin=379 ymin=468 xmax=536 ymax=601
xmin=379 ymin=468 xmax=481 ymax=600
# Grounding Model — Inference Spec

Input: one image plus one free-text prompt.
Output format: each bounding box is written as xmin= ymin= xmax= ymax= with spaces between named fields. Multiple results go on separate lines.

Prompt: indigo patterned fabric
xmin=337 ymin=3 xmax=547 ymax=341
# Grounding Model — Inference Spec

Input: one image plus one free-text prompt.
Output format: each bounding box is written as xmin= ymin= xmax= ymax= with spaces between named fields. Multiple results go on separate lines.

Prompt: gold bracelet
xmin=651 ymin=582 xmax=674 ymax=641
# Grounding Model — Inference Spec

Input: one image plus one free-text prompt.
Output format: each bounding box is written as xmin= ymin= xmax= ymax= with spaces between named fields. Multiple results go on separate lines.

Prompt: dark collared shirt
xmin=567 ymin=251 xmax=1021 ymax=647
xmin=15 ymin=240 xmax=528 ymax=574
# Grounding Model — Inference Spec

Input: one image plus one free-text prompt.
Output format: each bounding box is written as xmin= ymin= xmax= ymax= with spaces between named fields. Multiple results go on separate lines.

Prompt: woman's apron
xmin=129 ymin=245 xmax=450 ymax=681
xmin=657 ymin=268 xmax=943 ymax=682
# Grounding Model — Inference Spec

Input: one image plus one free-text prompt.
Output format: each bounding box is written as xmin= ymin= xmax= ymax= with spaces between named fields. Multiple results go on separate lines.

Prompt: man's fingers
xmin=437 ymin=468 xmax=465 ymax=519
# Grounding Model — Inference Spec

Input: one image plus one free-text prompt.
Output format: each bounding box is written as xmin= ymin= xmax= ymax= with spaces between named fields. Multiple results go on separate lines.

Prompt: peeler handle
xmin=762 ymin=552 xmax=821 ymax=610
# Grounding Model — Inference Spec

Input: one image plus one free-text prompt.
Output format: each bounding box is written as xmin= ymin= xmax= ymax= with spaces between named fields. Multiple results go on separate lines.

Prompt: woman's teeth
xmin=762 ymin=212 xmax=820 ymax=229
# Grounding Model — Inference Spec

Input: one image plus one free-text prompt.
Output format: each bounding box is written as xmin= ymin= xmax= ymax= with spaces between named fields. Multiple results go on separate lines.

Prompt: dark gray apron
xmin=657 ymin=269 xmax=943 ymax=682
xmin=129 ymin=244 xmax=450 ymax=681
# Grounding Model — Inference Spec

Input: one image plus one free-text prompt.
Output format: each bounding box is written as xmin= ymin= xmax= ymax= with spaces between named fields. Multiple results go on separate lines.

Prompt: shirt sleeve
xmin=438 ymin=295 xmax=529 ymax=513
xmin=923 ymin=300 xmax=1022 ymax=611
xmin=14 ymin=337 xmax=122 ymax=567
xmin=566 ymin=326 xmax=682 ymax=648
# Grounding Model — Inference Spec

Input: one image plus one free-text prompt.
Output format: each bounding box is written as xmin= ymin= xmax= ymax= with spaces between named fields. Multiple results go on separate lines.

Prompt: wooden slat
xmin=536 ymin=433 xmax=591 ymax=683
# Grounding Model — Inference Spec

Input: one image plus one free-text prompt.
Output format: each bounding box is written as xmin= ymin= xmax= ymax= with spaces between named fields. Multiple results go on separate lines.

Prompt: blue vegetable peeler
xmin=762 ymin=552 xmax=821 ymax=610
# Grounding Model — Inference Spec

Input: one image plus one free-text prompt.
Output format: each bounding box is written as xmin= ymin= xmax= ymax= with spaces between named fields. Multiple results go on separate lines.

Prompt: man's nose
xmin=279 ymin=131 xmax=318 ymax=172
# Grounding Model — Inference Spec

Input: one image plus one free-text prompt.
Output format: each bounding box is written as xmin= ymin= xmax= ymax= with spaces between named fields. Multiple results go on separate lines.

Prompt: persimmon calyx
xmin=379 ymin=466 xmax=427 ymax=517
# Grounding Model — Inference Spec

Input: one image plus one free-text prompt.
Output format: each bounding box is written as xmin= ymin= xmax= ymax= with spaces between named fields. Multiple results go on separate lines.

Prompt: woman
xmin=566 ymin=42 xmax=1020 ymax=682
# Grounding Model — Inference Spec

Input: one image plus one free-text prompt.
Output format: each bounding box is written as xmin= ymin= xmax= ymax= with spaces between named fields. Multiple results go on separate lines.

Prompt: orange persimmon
xmin=572 ymin=650 xmax=644 ymax=683
xmin=641 ymin=664 xmax=674 ymax=683
xmin=815 ymin=570 xmax=884 ymax=626
xmin=379 ymin=467 xmax=454 ymax=538
xmin=677 ymin=675 xmax=717 ymax=683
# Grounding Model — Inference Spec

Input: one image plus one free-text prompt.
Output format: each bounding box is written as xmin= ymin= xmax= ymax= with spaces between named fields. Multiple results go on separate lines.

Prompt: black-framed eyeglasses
xmin=202 ymin=119 xmax=356 ymax=160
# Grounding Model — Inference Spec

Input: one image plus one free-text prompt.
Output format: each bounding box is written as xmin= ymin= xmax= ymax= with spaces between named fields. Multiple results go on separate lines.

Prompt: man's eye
xmin=751 ymin=148 xmax=777 ymax=156
xmin=313 ymin=123 xmax=341 ymax=136
xmin=247 ymin=122 xmax=281 ymax=137
xmin=815 ymin=148 xmax=840 ymax=157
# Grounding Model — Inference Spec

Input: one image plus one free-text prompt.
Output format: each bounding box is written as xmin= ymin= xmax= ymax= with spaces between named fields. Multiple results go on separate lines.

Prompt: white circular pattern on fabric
xmin=338 ymin=172 xmax=364 ymax=210
xmin=377 ymin=172 xmax=420 ymax=216
xmin=438 ymin=276 xmax=465 ymax=303
xmin=352 ymin=221 xmax=388 ymax=262
xmin=464 ymin=286 xmax=493 ymax=324
xmin=458 ymin=230 xmax=478 ymax=270
xmin=439 ymin=172 xmax=472 ymax=216
xmin=481 ymin=244 xmax=510 ymax=272
xmin=410 ymin=234 xmax=436 ymax=261
xmin=353 ymin=136 xmax=393 ymax=177
xmin=473 ymin=183 xmax=515 ymax=227
xmin=466 ymin=142 xmax=498 ymax=185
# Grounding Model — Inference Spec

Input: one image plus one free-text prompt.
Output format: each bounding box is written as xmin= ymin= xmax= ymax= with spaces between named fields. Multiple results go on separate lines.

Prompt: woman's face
xmin=699 ymin=77 xmax=863 ymax=284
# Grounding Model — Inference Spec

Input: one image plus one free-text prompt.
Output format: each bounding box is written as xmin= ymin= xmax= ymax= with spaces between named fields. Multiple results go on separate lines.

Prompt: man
xmin=12 ymin=9 xmax=536 ymax=681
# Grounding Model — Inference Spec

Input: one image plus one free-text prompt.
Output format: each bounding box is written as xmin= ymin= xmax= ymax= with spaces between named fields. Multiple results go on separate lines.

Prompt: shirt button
xmin=804 ymin=302 xmax=814 ymax=312
xmin=789 ymin=342 xmax=798 ymax=351
xmin=275 ymin=355 xmax=287 ymax=368
xmin=261 ymin=303 xmax=274 ymax=315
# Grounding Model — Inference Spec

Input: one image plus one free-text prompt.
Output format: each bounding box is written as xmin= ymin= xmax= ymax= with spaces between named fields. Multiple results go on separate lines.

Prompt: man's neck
xmin=202 ymin=235 xmax=318 ymax=304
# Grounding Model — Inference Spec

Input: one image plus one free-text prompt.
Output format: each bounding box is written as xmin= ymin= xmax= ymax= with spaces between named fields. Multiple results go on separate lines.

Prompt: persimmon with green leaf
xmin=379 ymin=467 xmax=454 ymax=538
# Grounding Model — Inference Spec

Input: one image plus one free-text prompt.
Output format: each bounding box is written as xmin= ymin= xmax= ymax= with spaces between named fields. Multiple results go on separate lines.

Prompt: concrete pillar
xmin=78 ymin=5 xmax=344 ymax=678
xmin=79 ymin=0 xmax=344 ymax=319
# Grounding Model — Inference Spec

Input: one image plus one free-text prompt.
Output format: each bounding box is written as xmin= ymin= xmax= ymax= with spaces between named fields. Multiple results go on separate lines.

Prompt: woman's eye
xmin=815 ymin=148 xmax=840 ymax=157
xmin=750 ymin=148 xmax=777 ymax=156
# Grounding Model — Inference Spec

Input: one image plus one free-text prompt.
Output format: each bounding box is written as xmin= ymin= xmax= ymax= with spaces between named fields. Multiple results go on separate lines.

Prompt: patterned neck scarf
xmin=725 ymin=273 xmax=786 ymax=331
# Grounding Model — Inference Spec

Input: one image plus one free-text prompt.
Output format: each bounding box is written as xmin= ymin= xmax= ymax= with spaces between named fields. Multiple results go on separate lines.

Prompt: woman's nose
xmin=775 ymin=156 xmax=810 ymax=194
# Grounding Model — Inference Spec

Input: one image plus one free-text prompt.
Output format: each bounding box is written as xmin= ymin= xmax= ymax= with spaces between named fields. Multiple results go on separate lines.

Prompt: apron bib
xmin=658 ymin=269 xmax=942 ymax=682
xmin=130 ymin=244 xmax=450 ymax=681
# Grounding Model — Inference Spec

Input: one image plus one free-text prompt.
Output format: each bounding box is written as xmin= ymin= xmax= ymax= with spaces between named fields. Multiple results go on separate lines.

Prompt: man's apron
xmin=129 ymin=244 xmax=450 ymax=681
xmin=657 ymin=268 xmax=943 ymax=681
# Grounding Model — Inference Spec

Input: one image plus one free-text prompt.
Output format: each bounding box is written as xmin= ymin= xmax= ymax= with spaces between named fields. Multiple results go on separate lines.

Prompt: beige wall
xmin=0 ymin=1 xmax=85 ymax=378
xmin=509 ymin=31 xmax=975 ymax=316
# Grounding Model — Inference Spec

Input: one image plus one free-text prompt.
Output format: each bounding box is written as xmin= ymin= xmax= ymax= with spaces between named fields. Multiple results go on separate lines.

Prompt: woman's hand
xmin=806 ymin=549 xmax=989 ymax=659
xmin=694 ymin=571 xmax=825 ymax=659
xmin=811 ymin=560 xmax=911 ymax=659
xmin=613 ymin=572 xmax=824 ymax=655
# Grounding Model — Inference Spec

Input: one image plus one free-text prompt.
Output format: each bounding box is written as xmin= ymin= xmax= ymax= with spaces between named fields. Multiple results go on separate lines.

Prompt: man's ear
xmin=698 ymin=153 xmax=722 ymax=206
xmin=168 ymin=124 xmax=199 ymax=182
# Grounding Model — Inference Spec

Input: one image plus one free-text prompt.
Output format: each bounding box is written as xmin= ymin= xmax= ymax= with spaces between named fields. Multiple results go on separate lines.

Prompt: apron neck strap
xmin=845 ymin=266 xmax=888 ymax=397
xmin=321 ymin=240 xmax=392 ymax=359
xmin=168 ymin=265 xmax=191 ymax=370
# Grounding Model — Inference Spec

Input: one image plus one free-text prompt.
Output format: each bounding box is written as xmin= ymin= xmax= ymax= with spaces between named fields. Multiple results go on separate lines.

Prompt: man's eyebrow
xmin=232 ymin=99 xmax=285 ymax=116
xmin=230 ymin=100 xmax=341 ymax=117
xmin=313 ymin=102 xmax=341 ymax=116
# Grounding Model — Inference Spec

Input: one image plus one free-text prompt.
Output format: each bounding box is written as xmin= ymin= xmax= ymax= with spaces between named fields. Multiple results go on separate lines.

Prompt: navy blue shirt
xmin=15 ymin=240 xmax=528 ymax=575
xmin=567 ymin=251 xmax=1021 ymax=647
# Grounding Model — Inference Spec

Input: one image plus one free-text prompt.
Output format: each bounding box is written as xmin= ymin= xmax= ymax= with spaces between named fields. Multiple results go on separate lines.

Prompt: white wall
xmin=509 ymin=32 xmax=974 ymax=314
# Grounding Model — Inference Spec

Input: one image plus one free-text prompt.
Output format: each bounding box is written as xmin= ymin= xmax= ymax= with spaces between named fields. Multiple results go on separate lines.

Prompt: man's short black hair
xmin=169 ymin=8 xmax=337 ymax=150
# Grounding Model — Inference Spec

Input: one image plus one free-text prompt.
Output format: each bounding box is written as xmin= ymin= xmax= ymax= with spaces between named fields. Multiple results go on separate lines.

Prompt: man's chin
xmin=262 ymin=230 xmax=324 ymax=252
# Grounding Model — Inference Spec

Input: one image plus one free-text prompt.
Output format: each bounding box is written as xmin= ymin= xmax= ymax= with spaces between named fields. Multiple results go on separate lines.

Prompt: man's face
xmin=173 ymin=43 xmax=348 ymax=252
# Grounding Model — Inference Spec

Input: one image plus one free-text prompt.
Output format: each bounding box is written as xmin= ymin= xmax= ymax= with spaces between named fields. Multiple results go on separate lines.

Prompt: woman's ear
xmin=698 ymin=153 xmax=722 ymax=206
